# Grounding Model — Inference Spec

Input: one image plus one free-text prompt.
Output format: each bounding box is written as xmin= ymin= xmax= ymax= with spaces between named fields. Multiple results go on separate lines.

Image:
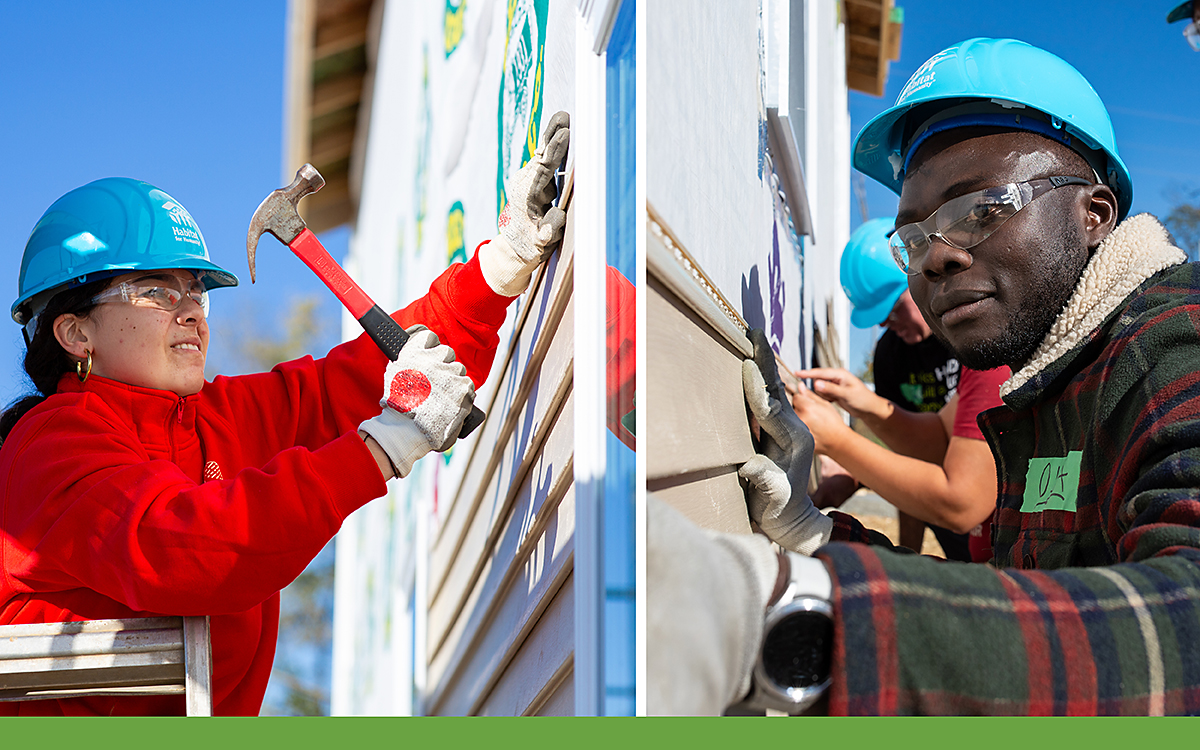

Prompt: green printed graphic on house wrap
xmin=444 ymin=0 xmax=465 ymax=57
xmin=446 ymin=201 xmax=467 ymax=266
xmin=496 ymin=0 xmax=547 ymax=215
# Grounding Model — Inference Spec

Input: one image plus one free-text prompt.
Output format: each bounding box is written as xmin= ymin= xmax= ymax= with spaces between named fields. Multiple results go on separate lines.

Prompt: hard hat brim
xmin=1168 ymin=1 xmax=1193 ymax=23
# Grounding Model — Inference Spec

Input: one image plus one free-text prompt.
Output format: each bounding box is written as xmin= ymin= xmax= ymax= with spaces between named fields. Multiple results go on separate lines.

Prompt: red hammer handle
xmin=289 ymin=228 xmax=375 ymax=319
xmin=287 ymin=228 xmax=485 ymax=438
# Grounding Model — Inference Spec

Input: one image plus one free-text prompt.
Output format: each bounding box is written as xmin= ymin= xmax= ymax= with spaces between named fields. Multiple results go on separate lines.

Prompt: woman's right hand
xmin=792 ymin=367 xmax=891 ymax=423
xmin=358 ymin=325 xmax=476 ymax=479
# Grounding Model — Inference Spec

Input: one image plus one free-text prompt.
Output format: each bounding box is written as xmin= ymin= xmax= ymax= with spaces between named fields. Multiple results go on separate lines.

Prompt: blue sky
xmin=847 ymin=0 xmax=1200 ymax=371
xmin=0 ymin=1 xmax=347 ymax=407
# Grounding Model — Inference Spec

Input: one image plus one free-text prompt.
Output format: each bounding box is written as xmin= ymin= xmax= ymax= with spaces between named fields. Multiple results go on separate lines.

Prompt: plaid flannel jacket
xmin=816 ymin=215 xmax=1200 ymax=715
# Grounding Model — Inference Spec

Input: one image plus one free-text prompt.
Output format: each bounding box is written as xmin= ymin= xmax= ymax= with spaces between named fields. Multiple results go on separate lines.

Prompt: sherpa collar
xmin=1001 ymin=213 xmax=1186 ymax=398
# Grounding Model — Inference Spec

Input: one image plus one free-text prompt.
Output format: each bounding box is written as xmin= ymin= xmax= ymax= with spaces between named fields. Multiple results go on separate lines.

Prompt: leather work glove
xmin=479 ymin=111 xmax=571 ymax=297
xmin=358 ymin=325 xmax=475 ymax=478
xmin=741 ymin=328 xmax=832 ymax=555
xmin=647 ymin=499 xmax=831 ymax=715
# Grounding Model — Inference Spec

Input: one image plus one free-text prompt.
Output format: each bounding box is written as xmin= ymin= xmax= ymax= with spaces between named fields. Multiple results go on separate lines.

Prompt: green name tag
xmin=1021 ymin=451 xmax=1082 ymax=513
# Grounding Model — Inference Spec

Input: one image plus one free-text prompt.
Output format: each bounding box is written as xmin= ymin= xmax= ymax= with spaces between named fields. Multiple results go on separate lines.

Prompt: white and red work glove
xmin=647 ymin=499 xmax=831 ymax=715
xmin=479 ymin=110 xmax=570 ymax=297
xmin=741 ymin=328 xmax=833 ymax=555
xmin=358 ymin=325 xmax=475 ymax=478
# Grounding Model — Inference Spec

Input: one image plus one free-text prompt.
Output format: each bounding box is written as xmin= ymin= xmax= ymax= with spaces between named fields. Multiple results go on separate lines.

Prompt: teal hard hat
xmin=841 ymin=217 xmax=907 ymax=329
xmin=1168 ymin=1 xmax=1193 ymax=23
xmin=852 ymin=38 xmax=1133 ymax=221
xmin=13 ymin=177 xmax=238 ymax=326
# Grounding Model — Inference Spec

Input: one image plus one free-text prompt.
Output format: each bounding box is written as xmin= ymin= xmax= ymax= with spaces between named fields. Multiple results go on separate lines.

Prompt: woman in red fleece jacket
xmin=0 ymin=116 xmax=569 ymax=718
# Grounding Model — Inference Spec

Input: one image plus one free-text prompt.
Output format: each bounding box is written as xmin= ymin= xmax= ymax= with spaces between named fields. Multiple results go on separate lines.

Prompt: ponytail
xmin=0 ymin=280 xmax=108 ymax=444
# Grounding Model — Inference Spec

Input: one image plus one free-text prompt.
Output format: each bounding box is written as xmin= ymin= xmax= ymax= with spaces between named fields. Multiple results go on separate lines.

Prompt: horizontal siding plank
xmin=432 ymin=209 xmax=576 ymax=535
xmin=648 ymin=466 xmax=753 ymax=535
xmin=479 ymin=575 xmax=574 ymax=716
xmin=426 ymin=478 xmax=575 ymax=715
xmin=532 ymin=664 xmax=574 ymax=716
xmin=647 ymin=275 xmax=755 ymax=480
xmin=430 ymin=295 xmax=575 ymax=610
xmin=430 ymin=264 xmax=574 ymax=602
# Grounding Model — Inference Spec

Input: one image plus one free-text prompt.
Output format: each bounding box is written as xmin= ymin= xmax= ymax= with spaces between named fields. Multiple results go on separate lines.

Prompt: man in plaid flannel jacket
xmin=648 ymin=38 xmax=1200 ymax=715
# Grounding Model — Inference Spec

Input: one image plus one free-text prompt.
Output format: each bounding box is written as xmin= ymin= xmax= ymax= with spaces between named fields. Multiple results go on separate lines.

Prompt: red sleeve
xmin=606 ymin=267 xmax=636 ymax=450
xmin=952 ymin=366 xmax=1010 ymax=440
xmin=0 ymin=403 xmax=387 ymax=616
xmin=952 ymin=366 xmax=1008 ymax=563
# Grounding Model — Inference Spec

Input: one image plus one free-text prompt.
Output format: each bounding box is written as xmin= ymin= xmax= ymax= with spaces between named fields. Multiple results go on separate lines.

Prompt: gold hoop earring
xmin=76 ymin=351 xmax=93 ymax=383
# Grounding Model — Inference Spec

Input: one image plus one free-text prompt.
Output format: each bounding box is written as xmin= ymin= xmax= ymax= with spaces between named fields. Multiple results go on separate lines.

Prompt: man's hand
xmin=358 ymin=326 xmax=476 ymax=478
xmin=741 ymin=329 xmax=832 ymax=555
xmin=479 ymin=111 xmax=571 ymax=296
xmin=793 ymin=367 xmax=892 ymax=423
xmin=648 ymin=499 xmax=832 ymax=715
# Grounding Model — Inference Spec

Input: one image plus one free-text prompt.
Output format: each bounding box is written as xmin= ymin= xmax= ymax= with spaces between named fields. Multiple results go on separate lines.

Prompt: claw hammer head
xmin=246 ymin=163 xmax=325 ymax=283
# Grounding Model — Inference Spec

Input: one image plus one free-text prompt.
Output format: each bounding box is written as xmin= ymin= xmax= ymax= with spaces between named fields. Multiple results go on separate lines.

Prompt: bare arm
xmin=792 ymin=367 xmax=950 ymax=463
xmin=790 ymin=386 xmax=994 ymax=533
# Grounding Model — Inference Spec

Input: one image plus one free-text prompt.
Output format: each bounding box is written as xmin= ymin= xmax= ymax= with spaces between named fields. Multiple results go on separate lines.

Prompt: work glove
xmin=479 ymin=110 xmax=571 ymax=297
xmin=358 ymin=325 xmax=475 ymax=478
xmin=647 ymin=499 xmax=831 ymax=715
xmin=741 ymin=328 xmax=833 ymax=555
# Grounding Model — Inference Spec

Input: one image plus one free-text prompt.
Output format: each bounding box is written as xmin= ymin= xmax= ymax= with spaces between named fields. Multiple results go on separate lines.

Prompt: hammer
xmin=247 ymin=164 xmax=485 ymax=438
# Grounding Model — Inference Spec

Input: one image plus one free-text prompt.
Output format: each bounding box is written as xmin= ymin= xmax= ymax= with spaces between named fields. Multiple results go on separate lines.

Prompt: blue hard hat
xmin=1168 ymin=1 xmax=1193 ymax=23
xmin=841 ymin=217 xmax=907 ymax=329
xmin=13 ymin=177 xmax=238 ymax=325
xmin=852 ymin=38 xmax=1133 ymax=221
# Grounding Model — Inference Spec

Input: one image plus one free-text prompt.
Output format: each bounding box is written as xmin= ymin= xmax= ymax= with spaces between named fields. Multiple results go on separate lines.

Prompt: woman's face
xmin=69 ymin=269 xmax=210 ymax=396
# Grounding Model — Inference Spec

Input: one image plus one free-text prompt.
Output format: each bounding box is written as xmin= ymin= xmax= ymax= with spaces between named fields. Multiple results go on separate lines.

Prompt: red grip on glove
xmin=386 ymin=370 xmax=432 ymax=413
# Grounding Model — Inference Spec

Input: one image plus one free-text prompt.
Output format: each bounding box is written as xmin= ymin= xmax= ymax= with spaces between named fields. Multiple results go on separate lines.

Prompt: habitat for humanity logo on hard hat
xmin=897 ymin=48 xmax=956 ymax=101
xmin=160 ymin=198 xmax=203 ymax=247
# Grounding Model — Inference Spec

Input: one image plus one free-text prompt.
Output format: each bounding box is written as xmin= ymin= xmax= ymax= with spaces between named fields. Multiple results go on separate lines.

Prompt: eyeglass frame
xmin=1185 ymin=20 xmax=1200 ymax=52
xmin=888 ymin=175 xmax=1093 ymax=275
xmin=90 ymin=273 xmax=210 ymax=318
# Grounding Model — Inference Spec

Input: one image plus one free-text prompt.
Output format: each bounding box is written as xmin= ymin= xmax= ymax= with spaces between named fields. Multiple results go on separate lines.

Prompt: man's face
xmin=899 ymin=130 xmax=1098 ymax=372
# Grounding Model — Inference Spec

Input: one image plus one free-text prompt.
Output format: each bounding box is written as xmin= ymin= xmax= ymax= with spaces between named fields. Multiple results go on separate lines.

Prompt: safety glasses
xmin=889 ymin=176 xmax=1092 ymax=275
xmin=1186 ymin=20 xmax=1200 ymax=52
xmin=91 ymin=275 xmax=210 ymax=317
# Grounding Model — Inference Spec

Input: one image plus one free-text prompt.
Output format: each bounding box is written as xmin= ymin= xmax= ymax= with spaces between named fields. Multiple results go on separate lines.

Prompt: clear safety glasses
xmin=91 ymin=276 xmax=210 ymax=317
xmin=889 ymin=176 xmax=1092 ymax=275
xmin=1186 ymin=21 xmax=1200 ymax=52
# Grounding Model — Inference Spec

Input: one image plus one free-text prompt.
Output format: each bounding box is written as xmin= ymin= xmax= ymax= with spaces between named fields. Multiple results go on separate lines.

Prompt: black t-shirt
xmin=871 ymin=329 xmax=968 ymax=560
xmin=873 ymin=330 xmax=959 ymax=414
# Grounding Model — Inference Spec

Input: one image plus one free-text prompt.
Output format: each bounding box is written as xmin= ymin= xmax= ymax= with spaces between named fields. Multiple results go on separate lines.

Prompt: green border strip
xmin=0 ymin=716 xmax=1184 ymax=750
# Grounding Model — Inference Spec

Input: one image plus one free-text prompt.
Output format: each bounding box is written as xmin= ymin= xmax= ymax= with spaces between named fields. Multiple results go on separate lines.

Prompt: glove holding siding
xmin=358 ymin=326 xmax=475 ymax=478
xmin=647 ymin=499 xmax=831 ymax=714
xmin=741 ymin=328 xmax=832 ymax=555
xmin=479 ymin=111 xmax=571 ymax=297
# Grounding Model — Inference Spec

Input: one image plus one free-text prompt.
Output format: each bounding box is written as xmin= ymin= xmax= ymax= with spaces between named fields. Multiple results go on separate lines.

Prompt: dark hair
xmin=0 ymin=280 xmax=109 ymax=443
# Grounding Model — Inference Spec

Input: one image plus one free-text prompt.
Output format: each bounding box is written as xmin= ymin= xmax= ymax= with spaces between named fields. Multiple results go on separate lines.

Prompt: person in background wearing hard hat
xmin=0 ymin=117 xmax=570 ymax=716
xmin=807 ymin=217 xmax=971 ymax=559
xmin=650 ymin=39 xmax=1200 ymax=715
xmin=1168 ymin=1 xmax=1200 ymax=50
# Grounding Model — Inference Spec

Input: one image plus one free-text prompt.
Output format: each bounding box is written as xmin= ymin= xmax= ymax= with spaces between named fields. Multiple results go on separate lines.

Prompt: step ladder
xmin=0 ymin=616 xmax=212 ymax=716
